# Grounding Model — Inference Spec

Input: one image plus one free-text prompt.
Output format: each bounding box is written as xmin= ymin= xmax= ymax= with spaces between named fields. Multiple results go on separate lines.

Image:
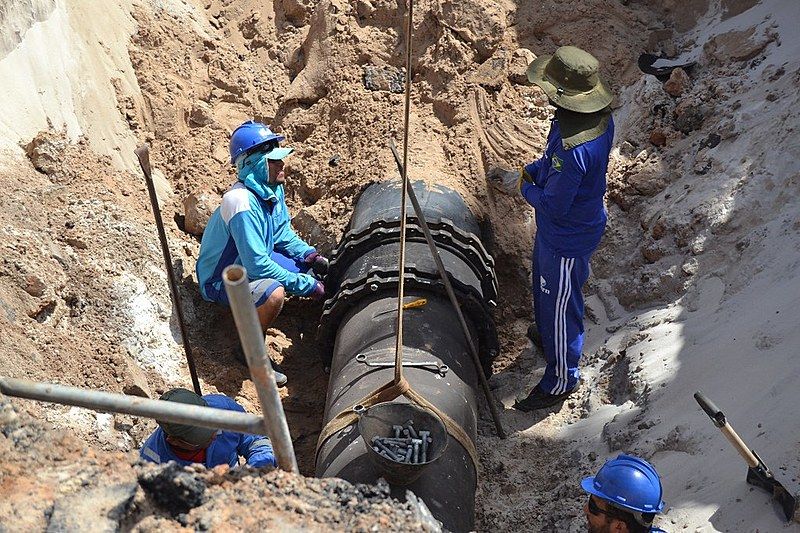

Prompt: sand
xmin=1 ymin=0 xmax=799 ymax=530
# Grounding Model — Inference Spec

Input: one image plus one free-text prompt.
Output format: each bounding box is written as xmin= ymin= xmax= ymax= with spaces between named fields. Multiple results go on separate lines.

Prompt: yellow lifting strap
xmin=315 ymin=377 xmax=479 ymax=471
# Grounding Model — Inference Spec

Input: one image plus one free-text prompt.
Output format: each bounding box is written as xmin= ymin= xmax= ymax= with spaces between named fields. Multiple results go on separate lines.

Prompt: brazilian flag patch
xmin=551 ymin=154 xmax=563 ymax=172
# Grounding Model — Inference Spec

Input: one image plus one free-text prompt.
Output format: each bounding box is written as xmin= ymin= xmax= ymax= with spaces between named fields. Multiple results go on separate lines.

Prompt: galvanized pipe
xmin=222 ymin=265 xmax=299 ymax=473
xmin=0 ymin=377 xmax=264 ymax=434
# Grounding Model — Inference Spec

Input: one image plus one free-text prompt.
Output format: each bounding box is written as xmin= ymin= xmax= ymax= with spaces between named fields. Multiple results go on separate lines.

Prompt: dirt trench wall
xmin=0 ymin=0 xmax=144 ymax=169
xmin=5 ymin=0 xmax=799 ymax=531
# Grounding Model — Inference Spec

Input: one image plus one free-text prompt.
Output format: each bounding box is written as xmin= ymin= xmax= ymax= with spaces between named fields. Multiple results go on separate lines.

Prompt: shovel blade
xmin=747 ymin=465 xmax=799 ymax=522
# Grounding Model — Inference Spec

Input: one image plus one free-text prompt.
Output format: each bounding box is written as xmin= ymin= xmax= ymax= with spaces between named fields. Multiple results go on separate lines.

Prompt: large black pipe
xmin=316 ymin=181 xmax=498 ymax=531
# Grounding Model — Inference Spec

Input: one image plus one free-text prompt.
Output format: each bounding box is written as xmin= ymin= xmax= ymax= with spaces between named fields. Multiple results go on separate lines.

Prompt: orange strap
xmin=315 ymin=378 xmax=478 ymax=471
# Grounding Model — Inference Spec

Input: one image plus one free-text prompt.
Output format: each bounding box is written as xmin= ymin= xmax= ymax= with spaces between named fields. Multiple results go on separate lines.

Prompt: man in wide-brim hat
xmin=508 ymin=46 xmax=615 ymax=411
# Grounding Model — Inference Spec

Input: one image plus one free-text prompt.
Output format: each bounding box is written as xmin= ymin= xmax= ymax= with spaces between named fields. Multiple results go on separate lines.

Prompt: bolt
xmin=379 ymin=438 xmax=410 ymax=460
xmin=404 ymin=446 xmax=413 ymax=463
xmin=412 ymin=439 xmax=420 ymax=463
xmin=382 ymin=437 xmax=412 ymax=444
xmin=392 ymin=425 xmax=403 ymax=438
xmin=420 ymin=431 xmax=430 ymax=461
xmin=374 ymin=439 xmax=400 ymax=461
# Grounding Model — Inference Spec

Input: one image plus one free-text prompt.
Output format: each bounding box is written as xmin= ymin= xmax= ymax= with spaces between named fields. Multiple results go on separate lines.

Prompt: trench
xmin=0 ymin=0 xmax=746 ymax=530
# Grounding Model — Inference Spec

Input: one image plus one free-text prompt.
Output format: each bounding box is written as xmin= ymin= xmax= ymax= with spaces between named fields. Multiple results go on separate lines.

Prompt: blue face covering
xmin=237 ymin=151 xmax=280 ymax=201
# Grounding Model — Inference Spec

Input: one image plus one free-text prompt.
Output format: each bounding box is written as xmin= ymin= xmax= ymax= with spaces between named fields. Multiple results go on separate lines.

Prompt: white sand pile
xmin=613 ymin=3 xmax=800 ymax=529
xmin=0 ymin=0 xmax=142 ymax=169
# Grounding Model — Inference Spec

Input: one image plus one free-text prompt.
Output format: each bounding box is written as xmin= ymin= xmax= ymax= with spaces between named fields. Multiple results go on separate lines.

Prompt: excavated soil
xmin=2 ymin=0 xmax=799 ymax=531
xmin=0 ymin=396 xmax=437 ymax=531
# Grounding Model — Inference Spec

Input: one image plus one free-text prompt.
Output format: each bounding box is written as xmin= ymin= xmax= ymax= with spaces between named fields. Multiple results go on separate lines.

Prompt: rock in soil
xmin=137 ymin=462 xmax=207 ymax=515
xmin=47 ymin=484 xmax=137 ymax=533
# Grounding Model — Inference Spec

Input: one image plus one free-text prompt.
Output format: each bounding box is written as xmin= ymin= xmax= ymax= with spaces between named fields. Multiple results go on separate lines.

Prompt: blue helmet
xmin=229 ymin=120 xmax=285 ymax=165
xmin=581 ymin=454 xmax=665 ymax=515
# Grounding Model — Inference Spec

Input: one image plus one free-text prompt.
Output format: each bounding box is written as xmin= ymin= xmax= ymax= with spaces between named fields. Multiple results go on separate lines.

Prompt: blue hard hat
xmin=581 ymin=454 xmax=665 ymax=514
xmin=229 ymin=120 xmax=286 ymax=165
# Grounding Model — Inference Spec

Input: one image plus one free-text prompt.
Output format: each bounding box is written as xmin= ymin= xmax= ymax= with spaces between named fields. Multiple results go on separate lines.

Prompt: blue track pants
xmin=532 ymin=234 xmax=593 ymax=395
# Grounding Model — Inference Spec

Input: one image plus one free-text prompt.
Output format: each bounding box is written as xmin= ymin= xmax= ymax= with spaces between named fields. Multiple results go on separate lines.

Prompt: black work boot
xmin=234 ymin=345 xmax=288 ymax=387
xmin=527 ymin=323 xmax=543 ymax=349
xmin=270 ymin=359 xmax=288 ymax=387
xmin=513 ymin=384 xmax=575 ymax=412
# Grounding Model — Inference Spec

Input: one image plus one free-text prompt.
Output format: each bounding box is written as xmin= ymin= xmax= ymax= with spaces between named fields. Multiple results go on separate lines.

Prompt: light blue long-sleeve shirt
xmin=196 ymin=177 xmax=316 ymax=300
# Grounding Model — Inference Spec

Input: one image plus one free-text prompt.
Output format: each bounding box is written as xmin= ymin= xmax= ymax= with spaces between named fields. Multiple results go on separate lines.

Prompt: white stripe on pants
xmin=551 ymin=257 xmax=574 ymax=395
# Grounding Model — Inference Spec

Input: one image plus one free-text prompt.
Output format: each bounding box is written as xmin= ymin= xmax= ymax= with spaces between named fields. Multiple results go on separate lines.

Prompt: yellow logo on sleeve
xmin=551 ymin=154 xmax=563 ymax=172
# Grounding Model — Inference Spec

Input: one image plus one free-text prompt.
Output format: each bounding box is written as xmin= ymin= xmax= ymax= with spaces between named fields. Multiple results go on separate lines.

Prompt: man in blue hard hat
xmin=494 ymin=46 xmax=614 ymax=411
xmin=140 ymin=388 xmax=276 ymax=468
xmin=582 ymin=454 xmax=666 ymax=533
xmin=196 ymin=121 xmax=328 ymax=386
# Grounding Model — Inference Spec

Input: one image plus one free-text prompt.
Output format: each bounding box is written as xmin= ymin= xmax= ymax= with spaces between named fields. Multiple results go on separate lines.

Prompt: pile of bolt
xmin=371 ymin=421 xmax=432 ymax=464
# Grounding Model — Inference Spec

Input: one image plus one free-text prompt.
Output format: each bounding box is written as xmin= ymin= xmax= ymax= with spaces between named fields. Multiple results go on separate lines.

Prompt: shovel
xmin=694 ymin=391 xmax=798 ymax=522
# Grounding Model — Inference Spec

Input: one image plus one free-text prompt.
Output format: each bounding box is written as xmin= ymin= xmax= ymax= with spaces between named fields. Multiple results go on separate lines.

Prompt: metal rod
xmin=222 ymin=265 xmax=299 ymax=473
xmin=0 ymin=377 xmax=263 ymax=434
xmin=134 ymin=145 xmax=202 ymax=395
xmin=389 ymin=139 xmax=507 ymax=439
xmin=393 ymin=0 xmax=415 ymax=385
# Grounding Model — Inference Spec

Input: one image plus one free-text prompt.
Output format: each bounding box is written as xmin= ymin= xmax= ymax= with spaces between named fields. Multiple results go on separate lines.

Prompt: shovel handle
xmin=694 ymin=391 xmax=725 ymax=427
xmin=695 ymin=391 xmax=759 ymax=468
xmin=720 ymin=425 xmax=759 ymax=468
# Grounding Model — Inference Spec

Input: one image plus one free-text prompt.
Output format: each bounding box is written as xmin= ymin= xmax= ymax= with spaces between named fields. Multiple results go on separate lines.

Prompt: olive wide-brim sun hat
xmin=527 ymin=46 xmax=613 ymax=114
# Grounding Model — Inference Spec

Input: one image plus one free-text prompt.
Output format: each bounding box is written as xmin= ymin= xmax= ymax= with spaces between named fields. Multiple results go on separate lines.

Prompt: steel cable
xmin=393 ymin=0 xmax=415 ymax=385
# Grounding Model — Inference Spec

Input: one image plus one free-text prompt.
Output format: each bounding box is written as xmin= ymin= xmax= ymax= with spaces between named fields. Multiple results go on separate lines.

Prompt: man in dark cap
xmin=139 ymin=388 xmax=276 ymax=468
xmin=495 ymin=46 xmax=615 ymax=411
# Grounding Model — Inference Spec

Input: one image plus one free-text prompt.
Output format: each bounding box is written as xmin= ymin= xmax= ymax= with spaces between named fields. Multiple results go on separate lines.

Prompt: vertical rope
xmin=393 ymin=0 xmax=414 ymax=384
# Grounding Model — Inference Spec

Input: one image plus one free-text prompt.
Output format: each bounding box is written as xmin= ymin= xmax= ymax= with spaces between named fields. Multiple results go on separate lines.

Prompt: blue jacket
xmin=196 ymin=172 xmax=316 ymax=300
xmin=520 ymin=116 xmax=614 ymax=257
xmin=139 ymin=394 xmax=276 ymax=468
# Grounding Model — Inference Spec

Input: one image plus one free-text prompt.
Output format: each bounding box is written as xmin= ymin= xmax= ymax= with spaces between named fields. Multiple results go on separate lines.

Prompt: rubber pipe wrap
xmin=315 ymin=181 xmax=499 ymax=531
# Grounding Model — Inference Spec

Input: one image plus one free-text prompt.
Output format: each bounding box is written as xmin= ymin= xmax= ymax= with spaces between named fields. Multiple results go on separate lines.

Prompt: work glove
xmin=487 ymin=167 xmax=529 ymax=195
xmin=305 ymin=252 xmax=330 ymax=277
xmin=310 ymin=281 xmax=326 ymax=301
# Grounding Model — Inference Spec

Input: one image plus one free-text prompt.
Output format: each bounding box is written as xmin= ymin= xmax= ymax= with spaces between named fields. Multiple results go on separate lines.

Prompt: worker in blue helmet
xmin=196 ymin=121 xmax=329 ymax=386
xmin=581 ymin=454 xmax=666 ymax=532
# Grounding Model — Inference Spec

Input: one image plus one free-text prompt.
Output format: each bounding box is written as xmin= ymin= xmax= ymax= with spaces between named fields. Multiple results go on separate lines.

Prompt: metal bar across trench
xmin=0 ymin=377 xmax=264 ymax=435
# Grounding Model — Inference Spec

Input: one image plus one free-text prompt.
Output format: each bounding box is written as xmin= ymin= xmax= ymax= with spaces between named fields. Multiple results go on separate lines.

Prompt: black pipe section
xmin=316 ymin=180 xmax=499 ymax=531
